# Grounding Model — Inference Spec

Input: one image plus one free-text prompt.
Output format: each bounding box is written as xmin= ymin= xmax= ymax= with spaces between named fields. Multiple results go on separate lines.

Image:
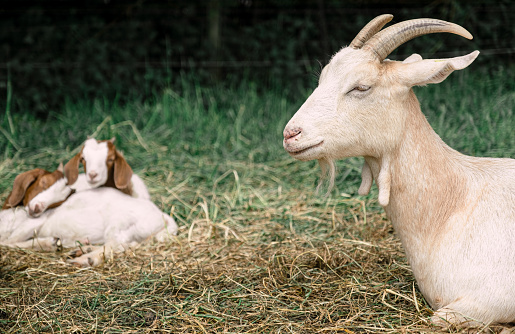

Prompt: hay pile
xmin=0 ymin=149 xmax=509 ymax=333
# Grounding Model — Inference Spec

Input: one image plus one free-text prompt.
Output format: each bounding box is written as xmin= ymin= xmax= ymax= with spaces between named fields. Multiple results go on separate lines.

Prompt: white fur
xmin=82 ymin=138 xmax=110 ymax=187
xmin=1 ymin=187 xmax=177 ymax=267
xmin=128 ymin=174 xmax=151 ymax=200
xmin=283 ymin=19 xmax=515 ymax=327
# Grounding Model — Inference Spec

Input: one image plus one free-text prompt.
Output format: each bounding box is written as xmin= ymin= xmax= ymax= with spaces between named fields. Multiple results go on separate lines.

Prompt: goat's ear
xmin=109 ymin=137 xmax=116 ymax=143
xmin=57 ymin=162 xmax=64 ymax=173
xmin=4 ymin=169 xmax=46 ymax=208
xmin=402 ymin=53 xmax=423 ymax=64
xmin=113 ymin=151 xmax=133 ymax=189
xmin=64 ymin=152 xmax=82 ymax=185
xmin=398 ymin=51 xmax=479 ymax=87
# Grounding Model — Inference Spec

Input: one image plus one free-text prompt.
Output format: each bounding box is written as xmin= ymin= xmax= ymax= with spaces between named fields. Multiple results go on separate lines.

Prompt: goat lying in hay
xmin=0 ymin=186 xmax=177 ymax=267
xmin=283 ymin=14 xmax=515 ymax=328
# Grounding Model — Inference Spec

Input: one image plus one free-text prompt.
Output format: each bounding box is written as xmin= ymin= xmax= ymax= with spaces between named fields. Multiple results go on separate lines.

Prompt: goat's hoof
xmin=54 ymin=237 xmax=63 ymax=252
xmin=67 ymin=249 xmax=83 ymax=258
xmin=431 ymin=307 xmax=484 ymax=329
xmin=68 ymin=246 xmax=94 ymax=259
xmin=66 ymin=258 xmax=90 ymax=268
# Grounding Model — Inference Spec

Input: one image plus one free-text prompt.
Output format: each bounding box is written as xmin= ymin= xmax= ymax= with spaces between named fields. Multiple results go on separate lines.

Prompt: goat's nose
xmin=88 ymin=171 xmax=98 ymax=180
xmin=29 ymin=203 xmax=42 ymax=216
xmin=283 ymin=127 xmax=302 ymax=142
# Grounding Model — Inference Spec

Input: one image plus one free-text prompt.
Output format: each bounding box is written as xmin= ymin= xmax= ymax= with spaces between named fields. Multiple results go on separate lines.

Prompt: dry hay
xmin=0 ymin=155 xmax=511 ymax=333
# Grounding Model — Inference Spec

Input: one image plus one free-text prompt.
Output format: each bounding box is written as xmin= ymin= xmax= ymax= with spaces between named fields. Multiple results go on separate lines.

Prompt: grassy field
xmin=0 ymin=65 xmax=514 ymax=333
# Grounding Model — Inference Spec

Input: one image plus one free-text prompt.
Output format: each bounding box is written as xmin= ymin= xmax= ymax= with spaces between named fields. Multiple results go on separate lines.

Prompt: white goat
xmin=283 ymin=14 xmax=515 ymax=327
xmin=0 ymin=187 xmax=178 ymax=267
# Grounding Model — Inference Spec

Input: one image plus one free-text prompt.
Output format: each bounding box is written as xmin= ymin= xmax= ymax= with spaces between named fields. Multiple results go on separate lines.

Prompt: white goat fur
xmin=283 ymin=17 xmax=515 ymax=327
xmin=68 ymin=138 xmax=150 ymax=199
xmin=1 ymin=187 xmax=177 ymax=267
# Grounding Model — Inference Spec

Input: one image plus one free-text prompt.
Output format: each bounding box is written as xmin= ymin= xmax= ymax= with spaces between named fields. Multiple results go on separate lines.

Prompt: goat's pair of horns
xmin=350 ymin=14 xmax=473 ymax=60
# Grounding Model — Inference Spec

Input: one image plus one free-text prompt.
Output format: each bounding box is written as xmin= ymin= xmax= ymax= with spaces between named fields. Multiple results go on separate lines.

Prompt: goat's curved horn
xmin=350 ymin=14 xmax=393 ymax=49
xmin=363 ymin=18 xmax=473 ymax=61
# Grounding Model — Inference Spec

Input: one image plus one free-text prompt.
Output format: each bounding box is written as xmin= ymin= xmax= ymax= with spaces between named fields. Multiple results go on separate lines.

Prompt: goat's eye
xmin=352 ymin=85 xmax=371 ymax=92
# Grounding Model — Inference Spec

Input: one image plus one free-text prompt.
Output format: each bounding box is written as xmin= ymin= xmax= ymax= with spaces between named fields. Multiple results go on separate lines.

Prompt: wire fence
xmin=0 ymin=47 xmax=513 ymax=72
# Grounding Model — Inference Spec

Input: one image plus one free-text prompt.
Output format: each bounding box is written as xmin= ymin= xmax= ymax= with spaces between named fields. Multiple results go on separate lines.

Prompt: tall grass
xmin=0 ymin=66 xmax=513 ymax=332
xmin=2 ymin=65 xmax=513 ymax=203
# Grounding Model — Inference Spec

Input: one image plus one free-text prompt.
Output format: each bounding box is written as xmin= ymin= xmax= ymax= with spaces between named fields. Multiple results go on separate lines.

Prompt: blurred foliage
xmin=0 ymin=0 xmax=513 ymax=117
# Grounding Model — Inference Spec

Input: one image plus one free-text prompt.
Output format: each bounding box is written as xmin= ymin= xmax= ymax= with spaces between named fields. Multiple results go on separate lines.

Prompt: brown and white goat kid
xmin=283 ymin=15 xmax=515 ymax=327
xmin=2 ymin=163 xmax=73 ymax=216
xmin=22 ymin=138 xmax=151 ymax=217
xmin=64 ymin=137 xmax=150 ymax=200
xmin=4 ymin=139 xmax=150 ymax=218
xmin=0 ymin=187 xmax=178 ymax=267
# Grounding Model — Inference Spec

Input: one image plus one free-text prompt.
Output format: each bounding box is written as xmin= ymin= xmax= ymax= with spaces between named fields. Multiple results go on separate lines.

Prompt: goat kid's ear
xmin=57 ymin=162 xmax=64 ymax=173
xmin=398 ymin=50 xmax=479 ymax=87
xmin=64 ymin=152 xmax=82 ymax=185
xmin=109 ymin=137 xmax=116 ymax=143
xmin=113 ymin=151 xmax=133 ymax=189
xmin=4 ymin=168 xmax=46 ymax=208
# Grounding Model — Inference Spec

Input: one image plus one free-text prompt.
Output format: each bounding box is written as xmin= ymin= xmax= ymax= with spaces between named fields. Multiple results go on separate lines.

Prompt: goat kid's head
xmin=2 ymin=163 xmax=72 ymax=217
xmin=283 ymin=15 xmax=478 ymax=163
xmin=64 ymin=137 xmax=133 ymax=190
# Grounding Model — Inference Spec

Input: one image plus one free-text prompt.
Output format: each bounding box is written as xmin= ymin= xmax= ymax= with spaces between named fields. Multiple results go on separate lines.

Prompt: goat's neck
xmin=364 ymin=96 xmax=468 ymax=265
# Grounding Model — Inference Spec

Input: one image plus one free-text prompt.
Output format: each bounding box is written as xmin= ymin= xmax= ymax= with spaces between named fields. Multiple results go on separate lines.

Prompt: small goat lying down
xmin=65 ymin=137 xmax=150 ymax=200
xmin=0 ymin=187 xmax=178 ymax=267
xmin=283 ymin=15 xmax=515 ymax=327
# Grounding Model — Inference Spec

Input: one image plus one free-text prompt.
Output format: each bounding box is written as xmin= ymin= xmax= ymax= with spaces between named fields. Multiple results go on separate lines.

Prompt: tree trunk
xmin=207 ymin=0 xmax=222 ymax=79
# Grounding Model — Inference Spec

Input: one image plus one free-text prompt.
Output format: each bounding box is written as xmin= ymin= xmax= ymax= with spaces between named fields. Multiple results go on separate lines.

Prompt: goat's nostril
xmin=88 ymin=172 xmax=98 ymax=180
xmin=284 ymin=128 xmax=302 ymax=140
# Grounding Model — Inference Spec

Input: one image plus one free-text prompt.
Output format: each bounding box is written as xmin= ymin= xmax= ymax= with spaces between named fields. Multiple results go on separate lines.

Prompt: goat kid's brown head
xmin=283 ymin=15 xmax=479 ymax=162
xmin=2 ymin=163 xmax=65 ymax=210
xmin=64 ymin=137 xmax=133 ymax=190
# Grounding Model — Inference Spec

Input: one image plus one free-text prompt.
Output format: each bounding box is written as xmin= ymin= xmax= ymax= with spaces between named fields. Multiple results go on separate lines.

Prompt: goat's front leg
xmin=66 ymin=242 xmax=134 ymax=267
xmin=431 ymin=303 xmax=484 ymax=329
xmin=66 ymin=244 xmax=113 ymax=267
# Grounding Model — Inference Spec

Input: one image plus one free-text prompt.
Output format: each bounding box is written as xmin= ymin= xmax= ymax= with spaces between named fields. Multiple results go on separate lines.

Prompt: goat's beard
xmin=316 ymin=158 xmax=336 ymax=196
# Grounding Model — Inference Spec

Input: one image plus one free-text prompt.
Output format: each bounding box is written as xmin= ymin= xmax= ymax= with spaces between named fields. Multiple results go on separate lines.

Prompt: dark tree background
xmin=0 ymin=0 xmax=513 ymax=117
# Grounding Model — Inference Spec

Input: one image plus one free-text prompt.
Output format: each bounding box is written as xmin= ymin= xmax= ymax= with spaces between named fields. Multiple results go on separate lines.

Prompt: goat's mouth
xmin=87 ymin=178 xmax=105 ymax=188
xmin=284 ymin=140 xmax=324 ymax=158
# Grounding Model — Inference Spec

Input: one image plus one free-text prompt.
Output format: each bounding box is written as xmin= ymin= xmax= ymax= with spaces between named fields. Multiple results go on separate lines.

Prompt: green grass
xmin=0 ymin=66 xmax=514 ymax=333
